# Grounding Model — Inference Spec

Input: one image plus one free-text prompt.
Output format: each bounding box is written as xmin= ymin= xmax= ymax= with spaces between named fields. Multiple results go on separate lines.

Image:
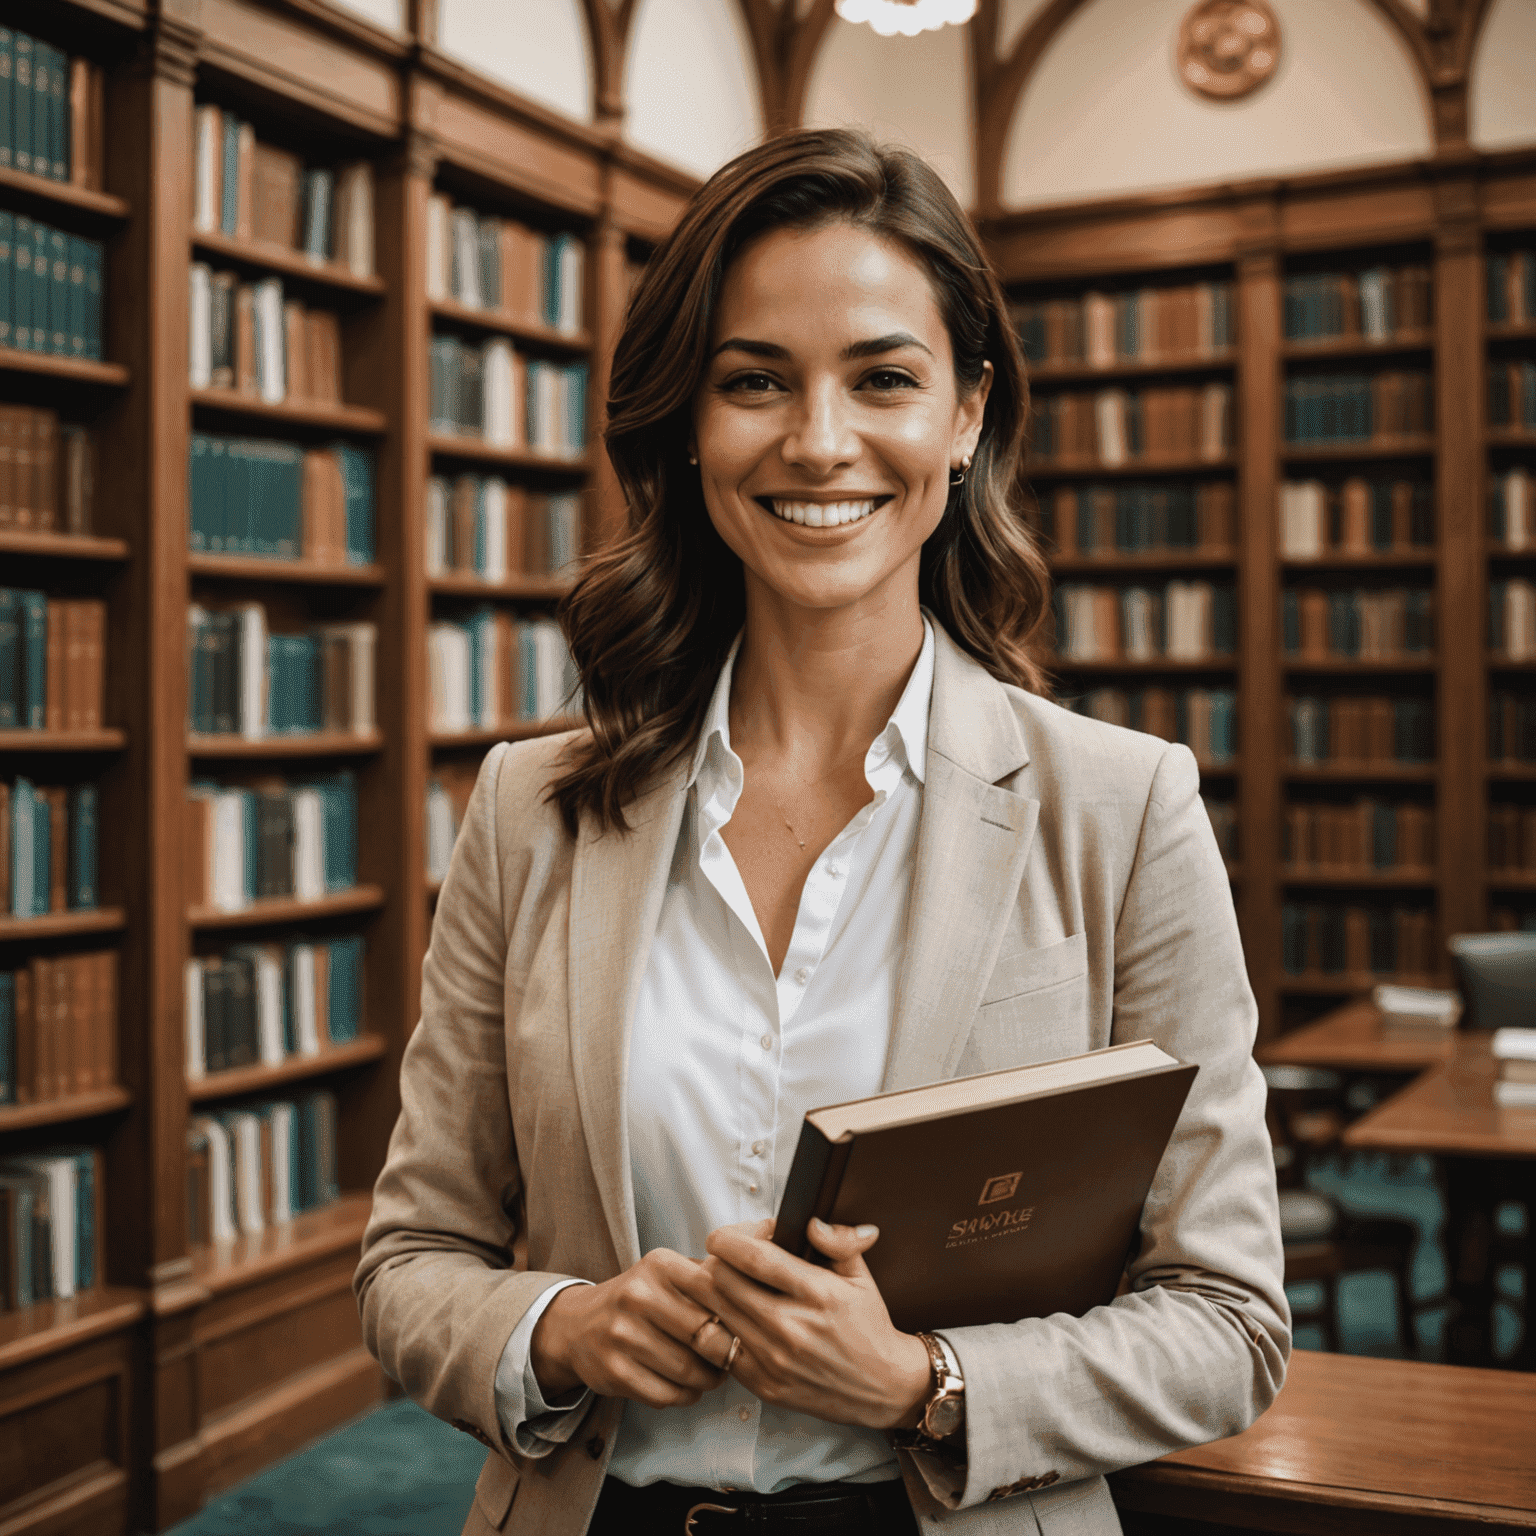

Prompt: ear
xmin=952 ymin=360 xmax=993 ymax=467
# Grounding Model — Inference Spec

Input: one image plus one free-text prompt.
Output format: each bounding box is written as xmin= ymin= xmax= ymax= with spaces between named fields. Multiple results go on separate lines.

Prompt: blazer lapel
xmin=567 ymin=764 xmax=688 ymax=1272
xmin=883 ymin=628 xmax=1040 ymax=1091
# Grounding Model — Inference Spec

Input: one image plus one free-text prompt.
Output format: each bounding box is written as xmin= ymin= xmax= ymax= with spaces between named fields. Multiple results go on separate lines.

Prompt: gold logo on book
xmin=979 ymin=1172 xmax=1022 ymax=1205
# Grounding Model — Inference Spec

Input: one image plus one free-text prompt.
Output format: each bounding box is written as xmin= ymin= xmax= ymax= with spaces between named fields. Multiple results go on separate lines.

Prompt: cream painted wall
xmin=1002 ymin=0 xmax=1431 ymax=209
xmin=437 ymin=0 xmax=593 ymax=124
xmin=624 ymin=0 xmax=763 ymax=179
xmin=327 ymin=0 xmax=403 ymax=32
xmin=803 ymin=16 xmax=974 ymax=205
xmin=1469 ymin=0 xmax=1536 ymax=152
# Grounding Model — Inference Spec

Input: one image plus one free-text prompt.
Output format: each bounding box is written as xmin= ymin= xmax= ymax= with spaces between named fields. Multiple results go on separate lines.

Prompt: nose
xmin=781 ymin=374 xmax=858 ymax=474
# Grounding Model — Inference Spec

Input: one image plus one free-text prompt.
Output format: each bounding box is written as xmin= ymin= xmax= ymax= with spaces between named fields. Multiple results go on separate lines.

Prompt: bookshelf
xmin=0 ymin=4 xmax=695 ymax=1533
xmin=984 ymin=152 xmax=1536 ymax=1045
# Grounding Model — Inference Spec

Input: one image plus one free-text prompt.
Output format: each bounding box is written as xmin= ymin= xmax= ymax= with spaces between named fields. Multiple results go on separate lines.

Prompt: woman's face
xmin=692 ymin=220 xmax=991 ymax=618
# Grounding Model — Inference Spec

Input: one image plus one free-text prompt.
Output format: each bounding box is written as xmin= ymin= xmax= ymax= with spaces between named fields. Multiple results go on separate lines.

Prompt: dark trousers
xmin=586 ymin=1473 xmax=921 ymax=1535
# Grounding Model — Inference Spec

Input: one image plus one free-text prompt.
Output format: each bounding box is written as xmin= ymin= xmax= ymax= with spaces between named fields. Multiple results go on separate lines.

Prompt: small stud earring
xmin=688 ymin=453 xmax=698 ymax=466
xmin=963 ymin=453 xmax=972 ymax=470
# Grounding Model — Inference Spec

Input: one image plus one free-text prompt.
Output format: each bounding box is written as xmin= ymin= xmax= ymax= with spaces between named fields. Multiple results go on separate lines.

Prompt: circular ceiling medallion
xmin=1177 ymin=0 xmax=1281 ymax=101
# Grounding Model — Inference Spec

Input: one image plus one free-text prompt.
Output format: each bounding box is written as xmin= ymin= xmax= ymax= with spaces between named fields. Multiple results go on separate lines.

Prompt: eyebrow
xmin=712 ymin=331 xmax=934 ymax=361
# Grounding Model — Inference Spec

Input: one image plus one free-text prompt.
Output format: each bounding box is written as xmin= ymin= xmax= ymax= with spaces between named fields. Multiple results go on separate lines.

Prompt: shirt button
xmin=751 ymin=1140 xmax=765 ymax=1156
xmin=748 ymin=1183 xmax=759 ymax=1194
xmin=760 ymin=1034 xmax=773 ymax=1051
xmin=794 ymin=967 xmax=810 ymax=985
xmin=828 ymin=865 xmax=842 ymax=878
xmin=738 ymin=1407 xmax=751 ymax=1422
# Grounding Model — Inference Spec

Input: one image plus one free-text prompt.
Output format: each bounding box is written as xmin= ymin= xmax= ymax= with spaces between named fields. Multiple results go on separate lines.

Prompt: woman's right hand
xmin=529 ymin=1249 xmax=729 ymax=1406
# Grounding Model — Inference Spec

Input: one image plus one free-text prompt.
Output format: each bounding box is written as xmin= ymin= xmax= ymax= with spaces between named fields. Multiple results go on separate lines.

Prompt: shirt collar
xmin=685 ymin=618 xmax=934 ymax=791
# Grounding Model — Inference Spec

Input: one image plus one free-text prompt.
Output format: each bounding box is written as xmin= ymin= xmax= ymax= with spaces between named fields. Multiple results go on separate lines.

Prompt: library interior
xmin=1 ymin=0 xmax=1535 ymax=1532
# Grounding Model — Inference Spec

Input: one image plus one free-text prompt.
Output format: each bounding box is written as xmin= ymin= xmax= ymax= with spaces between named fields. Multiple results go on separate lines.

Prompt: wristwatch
xmin=896 ymin=1331 xmax=965 ymax=1450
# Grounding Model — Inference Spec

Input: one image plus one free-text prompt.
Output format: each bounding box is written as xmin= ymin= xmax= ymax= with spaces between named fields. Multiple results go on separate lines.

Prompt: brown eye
xmin=864 ymin=369 xmax=916 ymax=391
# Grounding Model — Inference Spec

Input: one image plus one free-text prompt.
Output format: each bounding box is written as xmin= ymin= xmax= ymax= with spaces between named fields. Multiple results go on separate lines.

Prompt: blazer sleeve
xmin=354 ymin=741 xmax=586 ymax=1455
xmin=936 ymin=742 xmax=1290 ymax=1509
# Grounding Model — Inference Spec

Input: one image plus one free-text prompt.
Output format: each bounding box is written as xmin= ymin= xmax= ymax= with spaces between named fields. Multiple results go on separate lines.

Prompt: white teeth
xmin=805 ymin=504 xmax=823 ymax=527
xmin=769 ymin=499 xmax=878 ymax=527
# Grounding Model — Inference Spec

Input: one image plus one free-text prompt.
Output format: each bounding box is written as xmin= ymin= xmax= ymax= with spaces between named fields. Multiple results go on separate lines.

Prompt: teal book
xmin=69 ymin=783 xmax=97 ymax=909
xmin=302 ymin=169 xmax=333 ymax=262
xmin=31 ymin=781 xmax=50 ymax=916
xmin=30 ymin=222 xmax=49 ymax=357
xmin=11 ymin=30 xmax=32 ymax=176
xmin=0 ymin=1177 xmax=35 ymax=1307
xmin=0 ymin=29 xmax=13 ymax=170
xmin=72 ymin=1151 xmax=94 ymax=1289
xmin=10 ymin=776 xmax=34 ymax=916
xmin=0 ymin=588 xmax=18 ymax=727
xmin=326 ymin=936 xmax=363 ymax=1043
xmin=0 ymin=212 xmax=11 ymax=349
xmin=12 ymin=214 xmax=32 ymax=350
xmin=82 ymin=239 xmax=101 ymax=359
xmin=188 ymin=434 xmax=210 ymax=549
xmin=328 ymin=442 xmax=375 ymax=564
xmin=48 ymin=227 xmax=67 ymax=353
xmin=18 ymin=589 xmax=46 ymax=729
xmin=46 ymin=43 xmax=65 ymax=181
xmin=66 ymin=235 xmax=86 ymax=357
xmin=220 ymin=115 xmax=240 ymax=236
xmin=0 ymin=972 xmax=13 ymax=1104
xmin=29 ymin=41 xmax=49 ymax=183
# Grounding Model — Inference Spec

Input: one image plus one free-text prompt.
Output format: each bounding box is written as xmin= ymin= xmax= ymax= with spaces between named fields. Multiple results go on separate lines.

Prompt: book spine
xmin=12 ymin=32 xmax=32 ymax=176
xmin=772 ymin=1121 xmax=854 ymax=1261
xmin=0 ymin=30 xmax=11 ymax=173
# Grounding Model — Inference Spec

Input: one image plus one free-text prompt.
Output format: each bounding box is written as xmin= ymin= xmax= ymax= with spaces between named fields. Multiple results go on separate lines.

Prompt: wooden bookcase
xmin=0 ymin=3 xmax=693 ymax=1532
xmin=982 ymin=150 xmax=1536 ymax=1045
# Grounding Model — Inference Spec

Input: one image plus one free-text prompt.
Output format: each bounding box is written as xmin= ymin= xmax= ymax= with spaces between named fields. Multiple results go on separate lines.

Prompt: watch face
xmin=926 ymin=1395 xmax=964 ymax=1438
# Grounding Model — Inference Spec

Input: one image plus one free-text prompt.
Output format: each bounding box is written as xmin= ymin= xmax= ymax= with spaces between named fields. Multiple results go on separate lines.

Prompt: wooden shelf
xmin=192 ymin=229 xmax=387 ymax=296
xmin=188 ymin=553 xmax=386 ymax=586
xmin=1488 ymin=871 xmax=1536 ymax=892
xmin=190 ymin=1192 xmax=373 ymax=1296
xmin=1281 ymin=551 xmax=1436 ymax=569
xmin=187 ymin=730 xmax=385 ymax=758
xmin=0 ymin=165 xmax=131 ymax=223
xmin=1195 ymin=759 xmax=1240 ymax=775
xmin=0 ymin=907 xmax=125 ymax=942
xmin=1280 ymin=332 xmax=1434 ymax=362
xmin=1046 ymin=550 xmax=1237 ymax=573
xmin=1486 ymin=321 xmax=1536 ymax=342
xmin=426 ymin=433 xmax=591 ymax=473
xmin=0 ymin=529 xmax=130 ymax=560
xmin=429 ymin=718 xmax=580 ymax=747
xmin=1281 ymin=867 xmax=1438 ymax=888
xmin=1489 ymin=764 xmax=1536 ymax=781
xmin=1282 ymin=657 xmax=1436 ymax=673
xmin=1284 ymin=763 xmax=1437 ymax=782
xmin=0 ymin=1286 xmax=146 ymax=1376
xmin=1028 ymin=455 xmax=1236 ymax=481
xmin=1487 ymin=427 xmax=1536 ymax=450
xmin=0 ymin=346 xmax=128 ymax=387
xmin=1488 ymin=654 xmax=1536 ymax=669
xmin=0 ymin=728 xmax=127 ymax=752
xmin=1280 ymin=973 xmax=1440 ymax=996
xmin=188 ymin=1037 xmax=388 ymax=1102
xmin=1027 ymin=352 xmax=1235 ymax=385
xmin=1281 ymin=437 xmax=1436 ymax=461
xmin=0 ymin=1087 xmax=131 ymax=1131
xmin=1488 ymin=541 xmax=1536 ymax=558
xmin=1052 ymin=657 xmax=1236 ymax=672
xmin=428 ymin=572 xmax=574 ymax=599
xmin=189 ymin=885 xmax=386 ymax=930
xmin=190 ymin=387 xmax=387 ymax=433
xmin=430 ymin=298 xmax=591 ymax=353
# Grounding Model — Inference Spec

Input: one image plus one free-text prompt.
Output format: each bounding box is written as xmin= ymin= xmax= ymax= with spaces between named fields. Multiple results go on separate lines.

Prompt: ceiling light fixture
xmin=834 ymin=0 xmax=978 ymax=39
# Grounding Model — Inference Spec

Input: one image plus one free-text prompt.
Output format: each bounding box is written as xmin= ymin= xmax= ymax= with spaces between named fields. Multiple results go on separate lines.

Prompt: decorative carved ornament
xmin=1176 ymin=0 xmax=1281 ymax=102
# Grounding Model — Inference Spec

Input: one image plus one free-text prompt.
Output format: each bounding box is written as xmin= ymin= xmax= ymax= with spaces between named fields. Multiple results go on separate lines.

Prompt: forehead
xmin=711 ymin=221 xmax=948 ymax=351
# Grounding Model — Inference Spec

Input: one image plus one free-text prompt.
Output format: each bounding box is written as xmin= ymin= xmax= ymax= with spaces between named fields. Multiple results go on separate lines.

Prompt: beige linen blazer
xmin=356 ymin=623 xmax=1289 ymax=1536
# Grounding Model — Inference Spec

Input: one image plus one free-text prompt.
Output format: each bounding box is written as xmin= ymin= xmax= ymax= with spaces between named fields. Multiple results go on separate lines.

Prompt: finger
xmin=621 ymin=1319 xmax=726 ymax=1392
xmin=673 ymin=1261 xmax=782 ymax=1369
xmin=805 ymin=1217 xmax=880 ymax=1279
xmin=706 ymin=1225 xmax=820 ymax=1299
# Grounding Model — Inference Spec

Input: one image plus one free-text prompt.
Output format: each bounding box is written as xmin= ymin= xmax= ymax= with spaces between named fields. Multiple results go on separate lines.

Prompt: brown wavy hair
xmin=551 ymin=127 xmax=1050 ymax=834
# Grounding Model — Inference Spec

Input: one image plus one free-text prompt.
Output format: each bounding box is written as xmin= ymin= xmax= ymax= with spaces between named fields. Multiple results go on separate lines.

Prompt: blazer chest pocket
xmin=967 ymin=933 xmax=1090 ymax=1072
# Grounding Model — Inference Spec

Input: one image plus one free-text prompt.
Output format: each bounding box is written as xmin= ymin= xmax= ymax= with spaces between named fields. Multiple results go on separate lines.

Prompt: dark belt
xmin=589 ymin=1473 xmax=917 ymax=1535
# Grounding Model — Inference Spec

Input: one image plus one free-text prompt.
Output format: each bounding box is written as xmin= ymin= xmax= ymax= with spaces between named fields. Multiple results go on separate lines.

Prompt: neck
xmin=728 ymin=571 xmax=925 ymax=773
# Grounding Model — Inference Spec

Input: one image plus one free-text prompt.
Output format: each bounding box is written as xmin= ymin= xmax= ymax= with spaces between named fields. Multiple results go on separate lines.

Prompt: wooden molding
xmin=735 ymin=0 xmax=838 ymax=137
xmin=135 ymin=14 xmax=201 ymax=88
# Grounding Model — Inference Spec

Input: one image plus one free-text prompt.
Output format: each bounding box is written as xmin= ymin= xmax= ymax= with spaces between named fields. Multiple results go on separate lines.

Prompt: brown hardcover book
xmin=59 ymin=426 xmax=94 ymax=535
xmin=45 ymin=787 xmax=68 ymax=913
xmin=33 ymin=408 xmax=56 ymax=530
xmin=305 ymin=311 xmax=340 ymax=404
xmin=1340 ymin=478 xmax=1370 ymax=553
xmin=186 ymin=1129 xmax=211 ymax=1249
xmin=302 ymin=450 xmax=339 ymax=563
xmin=63 ymin=601 xmax=84 ymax=732
xmin=97 ymin=950 xmax=118 ymax=1090
xmin=283 ymin=300 xmax=308 ymax=401
xmin=313 ymin=943 xmax=331 ymax=1047
xmin=504 ymin=484 xmax=528 ymax=575
xmin=234 ymin=286 xmax=258 ymax=394
xmin=252 ymin=143 xmax=303 ymax=249
xmin=0 ymin=1186 xmax=14 ymax=1309
xmin=502 ymin=222 xmax=543 ymax=324
xmin=12 ymin=408 xmax=34 ymax=529
xmin=82 ymin=601 xmax=104 ymax=729
xmin=450 ymin=475 xmax=478 ymax=574
xmin=234 ymin=122 xmax=256 ymax=242
xmin=523 ymin=491 xmax=552 ymax=576
xmin=12 ymin=966 xmax=35 ymax=1105
xmin=0 ymin=408 xmax=14 ymax=529
xmin=771 ymin=1040 xmax=1196 ymax=1333
xmin=68 ymin=60 xmax=93 ymax=190
xmin=69 ymin=953 xmax=92 ymax=1094
xmin=184 ymin=795 xmax=210 ymax=909
xmin=1050 ymin=487 xmax=1077 ymax=556
xmin=30 ymin=957 xmax=54 ymax=1102
xmin=43 ymin=602 xmax=65 ymax=731
xmin=1298 ymin=588 xmax=1328 ymax=658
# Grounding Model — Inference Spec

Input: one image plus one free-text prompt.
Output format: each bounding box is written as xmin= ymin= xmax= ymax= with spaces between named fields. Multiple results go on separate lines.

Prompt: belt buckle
xmin=684 ymin=1502 xmax=739 ymax=1534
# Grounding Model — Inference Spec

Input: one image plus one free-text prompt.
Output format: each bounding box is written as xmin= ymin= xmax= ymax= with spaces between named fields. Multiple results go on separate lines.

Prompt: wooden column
xmin=1433 ymin=181 xmax=1486 ymax=945
xmin=1235 ymin=227 xmax=1283 ymax=1042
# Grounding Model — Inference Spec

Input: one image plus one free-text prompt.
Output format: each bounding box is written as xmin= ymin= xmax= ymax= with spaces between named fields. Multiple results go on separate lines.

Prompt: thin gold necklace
xmin=765 ymin=742 xmax=871 ymax=851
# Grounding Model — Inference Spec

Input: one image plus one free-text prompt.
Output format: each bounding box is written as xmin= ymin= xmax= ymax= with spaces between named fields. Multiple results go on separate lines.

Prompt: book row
xmin=1277 ymin=476 xmax=1435 ymax=559
xmin=188 ymin=435 xmax=375 ymax=565
xmin=428 ymin=334 xmax=589 ymax=457
xmin=1282 ymin=372 xmax=1433 ymax=445
xmin=424 ymin=478 xmax=581 ymax=581
xmin=427 ymin=613 xmax=578 ymax=732
xmin=0 ymin=409 xmax=95 ymax=534
xmin=1490 ymin=469 xmax=1534 ymax=550
xmin=1052 ymin=581 xmax=1236 ymax=663
xmin=1489 ymin=690 xmax=1536 ymax=764
xmin=1486 ymin=251 xmax=1536 ymax=325
xmin=1489 ymin=579 xmax=1536 ymax=661
xmin=425 ymin=767 xmax=474 ymax=883
xmin=0 ymin=591 xmax=105 ymax=730
xmin=2 ymin=778 xmax=97 ymax=918
xmin=1282 ymin=265 xmax=1432 ymax=343
xmin=1281 ymin=588 xmax=1434 ymax=661
xmin=1488 ymin=361 xmax=1536 ymax=431
xmin=1281 ymin=903 xmax=1436 ymax=979
xmin=0 ymin=29 xmax=102 ymax=187
xmin=1202 ymin=795 xmax=1237 ymax=861
xmin=188 ymin=267 xmax=343 ymax=405
xmin=1288 ymin=695 xmax=1434 ymax=765
xmin=185 ymin=937 xmax=364 ymax=1080
xmin=1069 ymin=687 xmax=1236 ymax=764
xmin=1011 ymin=281 xmax=1233 ymax=368
xmin=1035 ymin=481 xmax=1235 ymax=558
xmin=0 ymin=1147 xmax=100 ymax=1312
xmin=0 ymin=950 xmax=116 ymax=1106
xmin=191 ymin=106 xmax=374 ymax=278
xmin=426 ymin=195 xmax=584 ymax=334
xmin=1282 ymin=799 xmax=1435 ymax=873
xmin=1488 ymin=806 xmax=1536 ymax=873
xmin=186 ymin=772 xmax=358 ymax=914
xmin=186 ymin=606 xmax=376 ymax=739
xmin=187 ymin=1091 xmax=339 ymax=1246
xmin=1030 ymin=385 xmax=1232 ymax=467
xmin=0 ymin=211 xmax=102 ymax=358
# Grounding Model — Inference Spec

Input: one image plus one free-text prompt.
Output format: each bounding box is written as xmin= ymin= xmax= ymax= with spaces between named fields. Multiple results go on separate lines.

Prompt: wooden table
xmin=1111 ymin=1350 xmax=1536 ymax=1534
xmin=1257 ymin=999 xmax=1455 ymax=1073
xmin=1344 ymin=1033 xmax=1536 ymax=1368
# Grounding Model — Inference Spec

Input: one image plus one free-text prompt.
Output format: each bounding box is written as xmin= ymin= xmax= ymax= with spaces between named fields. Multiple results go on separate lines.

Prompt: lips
xmin=759 ymin=496 xmax=892 ymax=528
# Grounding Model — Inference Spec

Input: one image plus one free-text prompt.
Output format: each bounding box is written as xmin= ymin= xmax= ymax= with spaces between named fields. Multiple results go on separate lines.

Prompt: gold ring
xmin=724 ymin=1335 xmax=742 ymax=1373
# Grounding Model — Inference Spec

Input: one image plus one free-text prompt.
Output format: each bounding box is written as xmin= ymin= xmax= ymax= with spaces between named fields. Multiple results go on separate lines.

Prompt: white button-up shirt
xmin=495 ymin=619 xmax=935 ymax=1493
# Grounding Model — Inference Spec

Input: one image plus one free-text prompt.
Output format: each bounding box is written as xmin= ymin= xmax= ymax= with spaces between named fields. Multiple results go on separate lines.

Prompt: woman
xmin=356 ymin=129 xmax=1288 ymax=1536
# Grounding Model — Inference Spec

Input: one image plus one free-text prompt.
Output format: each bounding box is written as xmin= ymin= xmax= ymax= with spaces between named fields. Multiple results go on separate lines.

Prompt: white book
xmin=425 ymin=477 xmax=449 ymax=575
xmin=212 ymin=790 xmax=247 ymax=912
xmin=337 ymin=162 xmax=374 ymax=278
xmin=8 ymin=1155 xmax=79 ymax=1299
xmin=253 ymin=278 xmax=286 ymax=404
xmin=426 ymin=194 xmax=450 ymax=301
xmin=483 ymin=338 xmax=515 ymax=447
xmin=193 ymin=106 xmax=221 ymax=233
xmin=1373 ymin=983 xmax=1460 ymax=1027
xmin=1195 ymin=283 xmax=1214 ymax=356
xmin=185 ymin=958 xmax=206 ymax=1080
xmin=1166 ymin=581 xmax=1212 ymax=661
xmin=428 ymin=623 xmax=471 ymax=732
xmin=291 ymin=787 xmax=325 ymax=901
xmin=1509 ymin=579 xmax=1536 ymax=661
xmin=194 ymin=1116 xmax=237 ymax=1243
xmin=559 ymin=239 xmax=584 ymax=333
xmin=237 ymin=603 xmax=268 ymax=738
xmin=1095 ymin=389 xmax=1126 ymax=467
xmin=267 ymin=1102 xmax=295 ymax=1224
xmin=532 ymin=619 xmax=569 ymax=718
xmin=1492 ymin=1027 xmax=1536 ymax=1062
xmin=1360 ymin=269 xmax=1388 ymax=340
xmin=255 ymin=948 xmax=286 ymax=1066
xmin=12 ymin=780 xmax=33 ymax=916
xmin=475 ymin=613 xmax=497 ymax=726
xmin=426 ymin=781 xmax=456 ymax=880
xmin=228 ymin=1112 xmax=265 ymax=1234
xmin=482 ymin=478 xmax=508 ymax=581
xmin=349 ymin=623 xmax=377 ymax=732
xmin=451 ymin=208 xmax=482 ymax=308
xmin=189 ymin=264 xmax=213 ymax=388
xmin=1122 ymin=588 xmax=1156 ymax=661
xmin=291 ymin=945 xmax=320 ymax=1055
xmin=1494 ymin=1080 xmax=1536 ymax=1108
xmin=1509 ymin=469 xmax=1532 ymax=551
xmin=1083 ymin=292 xmax=1115 ymax=369
xmin=1200 ymin=383 xmax=1229 ymax=459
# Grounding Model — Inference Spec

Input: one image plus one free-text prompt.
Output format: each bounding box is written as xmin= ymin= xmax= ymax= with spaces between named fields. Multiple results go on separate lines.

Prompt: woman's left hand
xmin=675 ymin=1217 xmax=932 ymax=1430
